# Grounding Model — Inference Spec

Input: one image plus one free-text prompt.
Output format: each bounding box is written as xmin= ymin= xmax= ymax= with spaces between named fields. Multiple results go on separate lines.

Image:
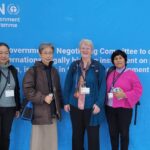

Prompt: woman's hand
xmin=92 ymin=104 xmax=100 ymax=114
xmin=64 ymin=104 xmax=70 ymax=112
xmin=113 ymin=88 xmax=127 ymax=99
xmin=44 ymin=95 xmax=53 ymax=104
xmin=15 ymin=111 xmax=20 ymax=118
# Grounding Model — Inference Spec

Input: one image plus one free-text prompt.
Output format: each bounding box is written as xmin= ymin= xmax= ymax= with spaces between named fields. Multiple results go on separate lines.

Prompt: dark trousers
xmin=0 ymin=107 xmax=15 ymax=150
xmin=105 ymin=106 xmax=132 ymax=150
xmin=70 ymin=105 xmax=100 ymax=150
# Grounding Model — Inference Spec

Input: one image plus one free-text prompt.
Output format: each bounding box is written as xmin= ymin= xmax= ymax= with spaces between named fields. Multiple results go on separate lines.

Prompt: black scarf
xmin=43 ymin=61 xmax=56 ymax=117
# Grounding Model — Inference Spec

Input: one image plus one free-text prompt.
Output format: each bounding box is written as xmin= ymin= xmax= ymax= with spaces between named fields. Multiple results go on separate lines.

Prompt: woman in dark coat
xmin=0 ymin=42 xmax=20 ymax=150
xmin=23 ymin=43 xmax=63 ymax=150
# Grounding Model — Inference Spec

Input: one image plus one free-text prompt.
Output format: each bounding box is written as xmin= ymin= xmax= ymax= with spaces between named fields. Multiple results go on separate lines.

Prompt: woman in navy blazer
xmin=64 ymin=39 xmax=106 ymax=150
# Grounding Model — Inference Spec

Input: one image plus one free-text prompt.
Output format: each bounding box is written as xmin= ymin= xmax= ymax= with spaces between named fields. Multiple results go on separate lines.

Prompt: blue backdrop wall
xmin=0 ymin=0 xmax=150 ymax=150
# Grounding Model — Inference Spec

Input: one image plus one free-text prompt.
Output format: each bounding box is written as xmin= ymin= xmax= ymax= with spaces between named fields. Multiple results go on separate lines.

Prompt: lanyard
xmin=111 ymin=67 xmax=126 ymax=88
xmin=0 ymin=70 xmax=10 ymax=85
xmin=80 ymin=61 xmax=90 ymax=87
xmin=0 ymin=70 xmax=10 ymax=98
xmin=75 ymin=60 xmax=90 ymax=89
xmin=81 ymin=69 xmax=86 ymax=86
xmin=75 ymin=63 xmax=79 ymax=89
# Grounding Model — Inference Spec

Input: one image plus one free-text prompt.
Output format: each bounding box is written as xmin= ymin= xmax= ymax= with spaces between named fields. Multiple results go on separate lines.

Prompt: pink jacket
xmin=106 ymin=69 xmax=142 ymax=108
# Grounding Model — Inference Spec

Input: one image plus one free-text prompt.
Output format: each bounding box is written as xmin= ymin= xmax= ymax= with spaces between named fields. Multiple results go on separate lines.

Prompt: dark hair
xmin=111 ymin=49 xmax=127 ymax=65
xmin=0 ymin=42 xmax=10 ymax=53
xmin=38 ymin=43 xmax=54 ymax=54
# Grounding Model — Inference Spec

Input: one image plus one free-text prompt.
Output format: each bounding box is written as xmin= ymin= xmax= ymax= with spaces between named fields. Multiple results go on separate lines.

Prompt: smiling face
xmin=40 ymin=46 xmax=54 ymax=66
xmin=0 ymin=45 xmax=10 ymax=65
xmin=80 ymin=42 xmax=92 ymax=60
xmin=113 ymin=55 xmax=126 ymax=69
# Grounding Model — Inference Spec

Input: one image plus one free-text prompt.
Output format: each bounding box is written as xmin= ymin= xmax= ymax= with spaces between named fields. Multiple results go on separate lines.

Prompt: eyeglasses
xmin=41 ymin=52 xmax=53 ymax=55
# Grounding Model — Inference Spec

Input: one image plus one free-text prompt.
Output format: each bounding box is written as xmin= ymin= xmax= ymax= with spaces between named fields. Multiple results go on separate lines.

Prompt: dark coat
xmin=23 ymin=61 xmax=63 ymax=125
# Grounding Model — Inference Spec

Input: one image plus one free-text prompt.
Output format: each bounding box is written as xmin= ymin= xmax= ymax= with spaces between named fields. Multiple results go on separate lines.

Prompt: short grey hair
xmin=38 ymin=43 xmax=54 ymax=54
xmin=79 ymin=39 xmax=93 ymax=50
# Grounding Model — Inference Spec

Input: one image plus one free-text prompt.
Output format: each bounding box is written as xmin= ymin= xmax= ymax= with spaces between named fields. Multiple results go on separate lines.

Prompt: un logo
xmin=7 ymin=4 xmax=20 ymax=15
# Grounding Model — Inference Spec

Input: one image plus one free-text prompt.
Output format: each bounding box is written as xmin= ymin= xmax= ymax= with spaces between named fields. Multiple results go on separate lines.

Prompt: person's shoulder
xmin=69 ymin=60 xmax=80 ymax=69
xmin=8 ymin=65 xmax=18 ymax=74
xmin=124 ymin=68 xmax=139 ymax=78
xmin=72 ymin=60 xmax=80 ymax=66
xmin=9 ymin=65 xmax=17 ymax=70
xmin=125 ymin=68 xmax=136 ymax=74
xmin=125 ymin=69 xmax=140 ymax=81
xmin=28 ymin=65 xmax=36 ymax=71
xmin=107 ymin=66 xmax=115 ymax=73
xmin=24 ymin=65 xmax=36 ymax=75
xmin=92 ymin=59 xmax=105 ymax=69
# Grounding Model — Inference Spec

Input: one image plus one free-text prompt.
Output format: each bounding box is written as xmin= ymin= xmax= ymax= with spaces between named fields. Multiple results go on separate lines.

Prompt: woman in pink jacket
xmin=105 ymin=50 xmax=142 ymax=150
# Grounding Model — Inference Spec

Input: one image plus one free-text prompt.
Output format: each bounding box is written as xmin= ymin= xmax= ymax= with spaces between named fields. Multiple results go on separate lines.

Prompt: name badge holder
xmin=107 ymin=87 xmax=114 ymax=106
xmin=80 ymin=86 xmax=90 ymax=95
xmin=0 ymin=70 xmax=14 ymax=98
xmin=5 ymin=84 xmax=14 ymax=97
xmin=107 ymin=68 xmax=126 ymax=106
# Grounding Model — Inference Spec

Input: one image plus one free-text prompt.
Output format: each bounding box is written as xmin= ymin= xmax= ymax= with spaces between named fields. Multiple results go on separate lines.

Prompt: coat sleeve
xmin=14 ymin=69 xmax=21 ymax=110
xmin=95 ymin=64 xmax=106 ymax=108
xmin=11 ymin=67 xmax=21 ymax=111
xmin=125 ymin=71 xmax=142 ymax=107
xmin=63 ymin=62 xmax=75 ymax=105
xmin=23 ymin=68 xmax=46 ymax=104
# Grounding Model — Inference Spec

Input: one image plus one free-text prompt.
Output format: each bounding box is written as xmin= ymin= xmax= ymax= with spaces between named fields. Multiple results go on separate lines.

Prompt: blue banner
xmin=0 ymin=0 xmax=149 ymax=150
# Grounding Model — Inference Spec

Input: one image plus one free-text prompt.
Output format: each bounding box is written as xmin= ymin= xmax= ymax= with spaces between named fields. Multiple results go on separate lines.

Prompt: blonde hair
xmin=79 ymin=39 xmax=93 ymax=50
